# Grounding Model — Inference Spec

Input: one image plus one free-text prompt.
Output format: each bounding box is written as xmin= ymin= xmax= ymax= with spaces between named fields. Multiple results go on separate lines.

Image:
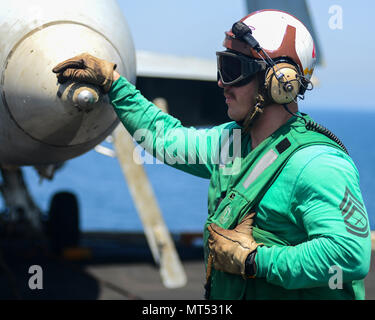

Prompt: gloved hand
xmin=52 ymin=53 xmax=117 ymax=93
xmin=208 ymin=212 xmax=262 ymax=278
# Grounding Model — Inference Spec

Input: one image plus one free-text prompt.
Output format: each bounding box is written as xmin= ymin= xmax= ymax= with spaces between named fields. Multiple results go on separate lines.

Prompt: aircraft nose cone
xmin=2 ymin=22 xmax=122 ymax=147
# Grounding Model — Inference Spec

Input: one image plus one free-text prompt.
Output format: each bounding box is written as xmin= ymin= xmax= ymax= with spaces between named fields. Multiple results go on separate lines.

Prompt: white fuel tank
xmin=0 ymin=0 xmax=136 ymax=166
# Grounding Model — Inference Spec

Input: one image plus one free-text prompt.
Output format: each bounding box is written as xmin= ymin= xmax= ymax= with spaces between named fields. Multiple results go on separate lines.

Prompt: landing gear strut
xmin=0 ymin=167 xmax=43 ymax=237
xmin=0 ymin=167 xmax=80 ymax=255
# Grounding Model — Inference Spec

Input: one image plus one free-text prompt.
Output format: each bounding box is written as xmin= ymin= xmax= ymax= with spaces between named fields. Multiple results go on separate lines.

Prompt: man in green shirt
xmin=52 ymin=9 xmax=371 ymax=299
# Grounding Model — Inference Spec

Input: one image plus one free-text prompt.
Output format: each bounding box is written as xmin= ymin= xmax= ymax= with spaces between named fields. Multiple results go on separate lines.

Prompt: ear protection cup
xmin=264 ymin=63 xmax=300 ymax=104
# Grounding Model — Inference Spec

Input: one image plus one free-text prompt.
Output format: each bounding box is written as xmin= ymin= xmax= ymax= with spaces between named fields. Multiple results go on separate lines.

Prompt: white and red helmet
xmin=223 ymin=9 xmax=316 ymax=81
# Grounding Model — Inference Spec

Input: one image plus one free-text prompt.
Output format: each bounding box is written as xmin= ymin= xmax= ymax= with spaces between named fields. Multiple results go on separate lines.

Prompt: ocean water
xmin=19 ymin=108 xmax=375 ymax=232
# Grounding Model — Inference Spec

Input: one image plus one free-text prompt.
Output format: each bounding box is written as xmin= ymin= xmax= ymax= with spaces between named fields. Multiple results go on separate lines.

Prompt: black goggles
xmin=216 ymin=51 xmax=267 ymax=86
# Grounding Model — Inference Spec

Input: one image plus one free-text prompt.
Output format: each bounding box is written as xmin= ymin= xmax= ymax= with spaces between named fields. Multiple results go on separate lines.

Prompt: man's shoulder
xmin=285 ymin=144 xmax=359 ymax=183
xmin=291 ymin=144 xmax=353 ymax=165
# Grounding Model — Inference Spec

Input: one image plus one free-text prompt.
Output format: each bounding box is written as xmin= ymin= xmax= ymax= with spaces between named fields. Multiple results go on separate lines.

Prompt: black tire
xmin=46 ymin=191 xmax=80 ymax=255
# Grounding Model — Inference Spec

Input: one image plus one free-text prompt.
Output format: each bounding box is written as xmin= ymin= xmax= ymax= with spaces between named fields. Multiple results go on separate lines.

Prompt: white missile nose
xmin=2 ymin=22 xmax=123 ymax=147
xmin=0 ymin=1 xmax=136 ymax=165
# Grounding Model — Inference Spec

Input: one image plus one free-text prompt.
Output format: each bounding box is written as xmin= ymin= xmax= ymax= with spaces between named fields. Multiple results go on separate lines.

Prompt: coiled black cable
xmin=305 ymin=120 xmax=349 ymax=155
xmin=282 ymin=104 xmax=349 ymax=155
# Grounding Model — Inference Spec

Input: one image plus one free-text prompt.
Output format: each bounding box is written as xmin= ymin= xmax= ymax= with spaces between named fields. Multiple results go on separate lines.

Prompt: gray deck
xmin=0 ymin=232 xmax=374 ymax=300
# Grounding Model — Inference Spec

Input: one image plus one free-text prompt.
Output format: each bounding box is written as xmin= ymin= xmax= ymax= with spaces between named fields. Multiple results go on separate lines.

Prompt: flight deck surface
xmin=0 ymin=232 xmax=374 ymax=300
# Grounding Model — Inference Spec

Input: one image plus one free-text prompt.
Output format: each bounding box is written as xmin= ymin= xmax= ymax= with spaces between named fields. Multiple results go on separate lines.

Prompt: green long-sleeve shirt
xmin=256 ymin=145 xmax=370 ymax=293
xmin=109 ymin=76 xmax=371 ymax=299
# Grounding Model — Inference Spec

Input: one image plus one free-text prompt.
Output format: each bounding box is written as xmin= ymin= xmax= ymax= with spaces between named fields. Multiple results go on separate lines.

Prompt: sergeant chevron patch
xmin=339 ymin=187 xmax=369 ymax=238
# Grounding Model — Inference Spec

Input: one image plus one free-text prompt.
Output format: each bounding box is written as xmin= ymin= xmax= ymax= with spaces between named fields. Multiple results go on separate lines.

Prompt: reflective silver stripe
xmin=219 ymin=133 xmax=233 ymax=167
xmin=242 ymin=149 xmax=278 ymax=189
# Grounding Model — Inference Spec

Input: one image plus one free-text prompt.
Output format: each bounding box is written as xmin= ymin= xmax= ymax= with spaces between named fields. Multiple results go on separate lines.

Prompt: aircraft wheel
xmin=46 ymin=191 xmax=80 ymax=255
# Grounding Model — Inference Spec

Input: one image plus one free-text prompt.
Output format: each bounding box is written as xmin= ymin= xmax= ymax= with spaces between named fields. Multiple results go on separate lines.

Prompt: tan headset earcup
xmin=265 ymin=63 xmax=300 ymax=104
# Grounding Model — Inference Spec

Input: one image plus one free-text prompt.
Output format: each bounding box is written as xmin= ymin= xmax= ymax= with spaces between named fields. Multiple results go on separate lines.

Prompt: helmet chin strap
xmin=241 ymin=93 xmax=265 ymax=134
xmin=240 ymin=74 xmax=272 ymax=134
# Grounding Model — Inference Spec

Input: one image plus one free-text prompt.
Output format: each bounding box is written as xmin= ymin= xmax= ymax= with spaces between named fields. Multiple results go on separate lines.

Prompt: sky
xmin=117 ymin=0 xmax=375 ymax=111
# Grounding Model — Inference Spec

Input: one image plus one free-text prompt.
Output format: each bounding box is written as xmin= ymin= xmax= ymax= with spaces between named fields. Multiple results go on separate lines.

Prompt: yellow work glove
xmin=208 ymin=213 xmax=262 ymax=278
xmin=52 ymin=53 xmax=117 ymax=93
